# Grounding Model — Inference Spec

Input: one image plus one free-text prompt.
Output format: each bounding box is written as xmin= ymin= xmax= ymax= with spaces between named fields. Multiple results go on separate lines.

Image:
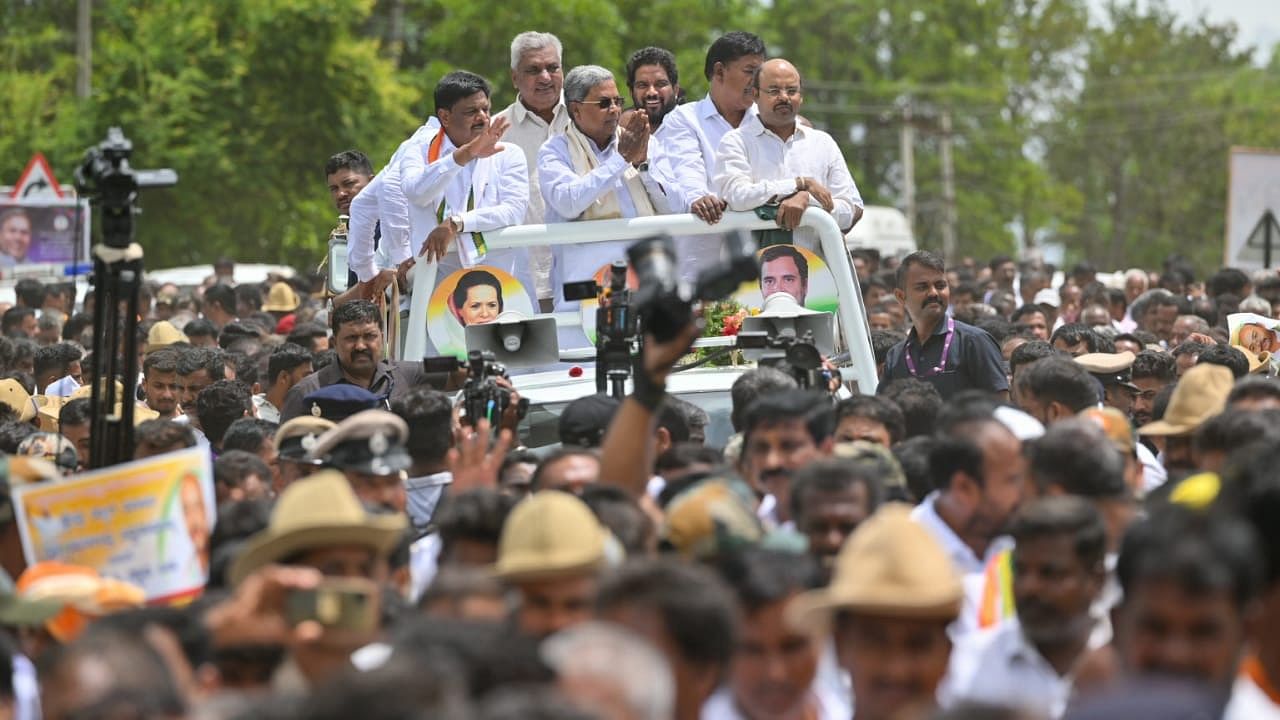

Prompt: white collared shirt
xmin=941 ymin=620 xmax=1078 ymax=719
xmin=539 ymin=131 xmax=670 ymax=312
xmin=399 ymin=130 xmax=529 ymax=260
xmin=911 ymin=491 xmax=1013 ymax=576
xmin=1226 ymin=670 xmax=1280 ymax=720
xmin=495 ymin=97 xmax=571 ymax=224
xmin=713 ymin=113 xmax=863 ymax=249
xmin=658 ymin=96 xmax=757 ymax=209
xmin=348 ymin=119 xmax=441 ymax=282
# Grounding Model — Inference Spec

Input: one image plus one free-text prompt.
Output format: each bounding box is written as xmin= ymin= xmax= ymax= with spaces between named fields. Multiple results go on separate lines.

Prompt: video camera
xmin=563 ymin=231 xmax=760 ymax=399
xmin=74 ymin=127 xmax=177 ymax=249
xmin=737 ymin=330 xmax=832 ymax=390
xmin=424 ymin=350 xmax=529 ymax=429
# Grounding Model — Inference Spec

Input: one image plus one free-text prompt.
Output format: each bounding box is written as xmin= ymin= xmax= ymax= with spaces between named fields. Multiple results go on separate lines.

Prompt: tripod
xmin=75 ymin=128 xmax=176 ymax=468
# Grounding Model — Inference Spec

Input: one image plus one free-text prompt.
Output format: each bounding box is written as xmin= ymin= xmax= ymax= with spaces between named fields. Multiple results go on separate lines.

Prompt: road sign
xmin=10 ymin=153 xmax=64 ymax=201
xmin=1225 ymin=147 xmax=1280 ymax=270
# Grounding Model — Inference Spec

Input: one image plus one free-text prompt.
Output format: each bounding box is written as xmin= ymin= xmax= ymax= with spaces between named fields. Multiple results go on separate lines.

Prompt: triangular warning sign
xmin=11 ymin=153 xmax=64 ymax=200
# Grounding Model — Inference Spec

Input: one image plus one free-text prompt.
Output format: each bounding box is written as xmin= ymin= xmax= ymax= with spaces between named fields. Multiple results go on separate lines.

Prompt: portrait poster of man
xmin=731 ymin=244 xmax=837 ymax=314
xmin=0 ymin=200 xmax=91 ymax=268
xmin=11 ymin=445 xmax=215 ymax=603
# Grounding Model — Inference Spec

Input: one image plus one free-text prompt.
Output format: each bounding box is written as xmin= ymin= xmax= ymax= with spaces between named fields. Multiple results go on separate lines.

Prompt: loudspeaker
xmin=465 ymin=312 xmax=560 ymax=368
xmin=741 ymin=292 xmax=837 ymax=360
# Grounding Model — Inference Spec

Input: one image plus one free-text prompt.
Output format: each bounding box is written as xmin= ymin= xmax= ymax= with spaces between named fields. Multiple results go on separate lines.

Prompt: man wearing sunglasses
xmin=713 ymin=58 xmax=864 ymax=251
xmin=538 ymin=65 xmax=672 ymax=320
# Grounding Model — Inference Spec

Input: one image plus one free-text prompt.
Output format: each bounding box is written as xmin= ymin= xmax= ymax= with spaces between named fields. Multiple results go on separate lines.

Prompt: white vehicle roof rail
xmin=404 ymin=209 xmax=877 ymax=393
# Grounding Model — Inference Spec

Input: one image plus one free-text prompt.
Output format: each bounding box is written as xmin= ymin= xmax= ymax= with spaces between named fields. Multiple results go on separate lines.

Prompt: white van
xmin=845 ymin=205 xmax=916 ymax=258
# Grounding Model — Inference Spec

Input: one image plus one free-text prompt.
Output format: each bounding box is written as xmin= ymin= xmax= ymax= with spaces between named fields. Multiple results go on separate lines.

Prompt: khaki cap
xmin=262 ymin=282 xmax=300 ymax=313
xmin=787 ymin=504 xmax=961 ymax=630
xmin=1237 ymin=346 xmax=1271 ymax=375
xmin=495 ymin=491 xmax=608 ymax=582
xmin=1138 ymin=363 xmax=1233 ymax=437
xmin=145 ymin=321 xmax=188 ymax=354
xmin=1076 ymin=351 xmax=1139 ymax=390
xmin=661 ymin=478 xmax=763 ymax=559
xmin=0 ymin=379 xmax=36 ymax=423
xmin=228 ymin=469 xmax=406 ymax=586
xmin=274 ymin=416 xmax=337 ymax=461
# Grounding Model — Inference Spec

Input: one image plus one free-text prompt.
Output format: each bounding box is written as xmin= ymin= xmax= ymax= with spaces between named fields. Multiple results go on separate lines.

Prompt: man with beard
xmin=713 ymin=58 xmax=862 ymax=250
xmin=1130 ymin=349 xmax=1176 ymax=429
xmin=660 ymin=31 xmax=765 ymax=226
xmin=883 ymin=251 xmax=1009 ymax=401
xmin=913 ymin=400 xmax=1027 ymax=577
xmin=278 ymin=300 xmax=454 ymax=422
xmin=394 ymin=71 xmax=534 ymax=295
xmin=739 ymin=391 xmax=835 ymax=529
xmin=539 ymin=65 xmax=670 ymax=314
xmin=496 ymin=31 xmax=570 ymax=308
xmin=943 ymin=497 xmax=1107 ymax=719
xmin=625 ymin=46 xmax=681 ymax=129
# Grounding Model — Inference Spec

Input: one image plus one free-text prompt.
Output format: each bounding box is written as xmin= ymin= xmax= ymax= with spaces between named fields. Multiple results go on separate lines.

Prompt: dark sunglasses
xmin=574 ymin=96 xmax=625 ymax=110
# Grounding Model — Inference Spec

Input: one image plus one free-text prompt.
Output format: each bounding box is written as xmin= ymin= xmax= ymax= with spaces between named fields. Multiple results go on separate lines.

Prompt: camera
xmin=74 ymin=128 xmax=177 ymax=249
xmin=424 ymin=350 xmax=529 ymax=428
xmin=564 ymin=262 xmax=635 ymax=396
xmin=737 ymin=330 xmax=832 ymax=390
xmin=628 ymin=231 xmax=759 ymax=343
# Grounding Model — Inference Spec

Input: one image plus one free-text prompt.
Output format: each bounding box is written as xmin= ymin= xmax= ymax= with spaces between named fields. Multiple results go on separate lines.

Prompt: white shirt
xmin=713 ymin=113 xmax=862 ymax=250
xmin=658 ymin=96 xmax=756 ymax=208
xmin=348 ymin=119 xmax=441 ymax=282
xmin=911 ymin=491 xmax=1014 ymax=576
xmin=1226 ymin=671 xmax=1280 ymax=720
xmin=252 ymin=393 xmax=280 ymax=423
xmin=495 ymin=97 xmax=570 ymax=224
xmin=399 ymin=130 xmax=530 ymax=261
xmin=941 ymin=620 xmax=1078 ymax=719
xmin=538 ymin=130 xmax=670 ymax=310
xmin=496 ymin=97 xmax=570 ymax=302
xmin=701 ymin=682 xmax=849 ymax=720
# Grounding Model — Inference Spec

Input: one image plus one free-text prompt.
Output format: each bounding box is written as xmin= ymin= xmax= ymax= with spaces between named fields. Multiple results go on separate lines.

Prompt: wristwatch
xmin=633 ymin=161 xmax=649 ymax=172
xmin=448 ymin=214 xmax=464 ymax=233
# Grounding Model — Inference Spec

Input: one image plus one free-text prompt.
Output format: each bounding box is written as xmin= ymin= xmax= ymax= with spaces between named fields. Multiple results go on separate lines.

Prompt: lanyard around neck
xmin=905 ymin=318 xmax=955 ymax=377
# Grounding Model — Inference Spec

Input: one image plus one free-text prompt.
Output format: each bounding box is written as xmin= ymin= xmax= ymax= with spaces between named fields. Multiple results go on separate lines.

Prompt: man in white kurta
xmin=493 ymin=31 xmax=571 ymax=307
xmin=656 ymin=31 xmax=765 ymax=271
xmin=538 ymin=65 xmax=669 ymax=346
xmin=712 ymin=58 xmax=863 ymax=253
xmin=396 ymin=72 xmax=531 ymax=299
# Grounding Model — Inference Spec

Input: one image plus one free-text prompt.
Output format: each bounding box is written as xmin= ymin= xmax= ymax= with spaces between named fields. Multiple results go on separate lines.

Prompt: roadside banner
xmin=12 ymin=446 xmax=214 ymax=603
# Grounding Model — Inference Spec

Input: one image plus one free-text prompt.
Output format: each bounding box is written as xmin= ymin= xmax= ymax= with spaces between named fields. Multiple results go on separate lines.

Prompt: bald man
xmin=712 ymin=58 xmax=863 ymax=251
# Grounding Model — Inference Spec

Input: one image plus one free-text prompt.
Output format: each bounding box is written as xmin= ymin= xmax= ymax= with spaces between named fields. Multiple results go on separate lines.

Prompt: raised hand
xmin=456 ymin=116 xmax=511 ymax=164
xmin=618 ymin=111 xmax=650 ymax=165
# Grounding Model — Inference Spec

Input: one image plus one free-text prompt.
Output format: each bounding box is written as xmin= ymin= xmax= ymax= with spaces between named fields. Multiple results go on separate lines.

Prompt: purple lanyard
xmin=905 ymin=318 xmax=955 ymax=377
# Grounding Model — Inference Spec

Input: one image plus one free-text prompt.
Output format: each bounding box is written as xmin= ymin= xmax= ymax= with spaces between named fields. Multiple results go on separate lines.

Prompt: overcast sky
xmin=1090 ymin=0 xmax=1278 ymax=62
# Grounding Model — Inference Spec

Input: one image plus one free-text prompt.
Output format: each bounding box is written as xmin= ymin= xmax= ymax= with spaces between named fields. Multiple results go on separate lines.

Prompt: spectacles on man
xmin=574 ymin=96 xmax=626 ymax=110
xmin=763 ymin=87 xmax=802 ymax=98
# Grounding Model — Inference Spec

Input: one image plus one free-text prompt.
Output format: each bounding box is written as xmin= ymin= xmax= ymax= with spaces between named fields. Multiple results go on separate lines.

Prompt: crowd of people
xmin=0 ymin=24 xmax=1277 ymax=720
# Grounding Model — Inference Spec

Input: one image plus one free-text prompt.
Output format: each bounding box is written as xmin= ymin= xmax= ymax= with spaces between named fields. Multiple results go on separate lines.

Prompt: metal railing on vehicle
xmin=403 ymin=208 xmax=877 ymax=393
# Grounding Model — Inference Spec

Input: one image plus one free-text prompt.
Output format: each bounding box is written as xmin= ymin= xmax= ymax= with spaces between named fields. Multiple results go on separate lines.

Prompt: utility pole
xmin=940 ymin=109 xmax=957 ymax=265
xmin=900 ymin=99 xmax=916 ymax=233
xmin=76 ymin=0 xmax=92 ymax=99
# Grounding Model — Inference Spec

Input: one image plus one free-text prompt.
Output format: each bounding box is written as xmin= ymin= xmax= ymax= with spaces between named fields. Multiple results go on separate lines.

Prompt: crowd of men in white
xmin=339 ymin=30 xmax=863 ymax=312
